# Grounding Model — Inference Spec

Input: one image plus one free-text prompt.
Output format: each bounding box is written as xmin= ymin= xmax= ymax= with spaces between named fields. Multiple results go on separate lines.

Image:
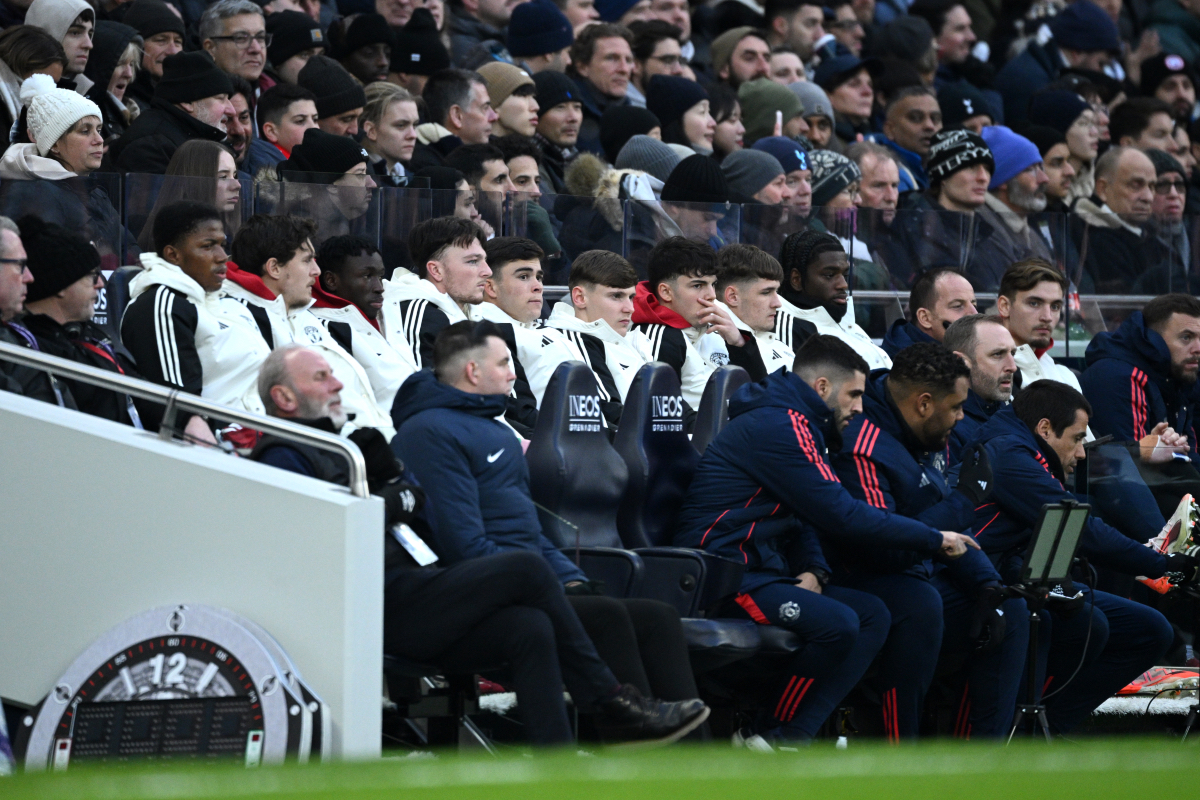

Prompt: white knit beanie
xmin=19 ymin=74 xmax=102 ymax=157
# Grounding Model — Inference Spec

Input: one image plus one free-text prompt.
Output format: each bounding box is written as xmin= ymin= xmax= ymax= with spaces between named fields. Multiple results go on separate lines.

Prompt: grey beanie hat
xmin=1145 ymin=147 xmax=1185 ymax=177
xmin=809 ymin=149 xmax=862 ymax=206
xmin=616 ymin=134 xmax=681 ymax=184
xmin=789 ymin=81 xmax=833 ymax=122
xmin=721 ymin=148 xmax=784 ymax=200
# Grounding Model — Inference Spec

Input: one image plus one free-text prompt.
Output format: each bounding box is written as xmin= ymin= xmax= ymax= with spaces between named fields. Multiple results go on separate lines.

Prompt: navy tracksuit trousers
xmin=727 ymin=582 xmax=890 ymax=742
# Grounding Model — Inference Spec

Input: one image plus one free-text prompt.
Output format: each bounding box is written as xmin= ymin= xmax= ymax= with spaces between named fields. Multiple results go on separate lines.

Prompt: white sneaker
xmin=731 ymin=727 xmax=775 ymax=752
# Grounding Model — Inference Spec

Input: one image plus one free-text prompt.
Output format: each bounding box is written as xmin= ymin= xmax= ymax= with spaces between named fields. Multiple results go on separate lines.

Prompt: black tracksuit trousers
xmin=382 ymin=550 xmax=619 ymax=745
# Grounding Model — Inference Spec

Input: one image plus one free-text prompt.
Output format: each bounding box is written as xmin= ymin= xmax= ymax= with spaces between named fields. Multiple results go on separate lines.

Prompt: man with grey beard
xmin=967 ymin=126 xmax=1054 ymax=292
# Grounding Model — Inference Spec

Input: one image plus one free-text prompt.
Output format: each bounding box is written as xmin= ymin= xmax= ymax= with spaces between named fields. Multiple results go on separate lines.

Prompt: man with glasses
xmin=201 ymin=0 xmax=271 ymax=90
xmin=626 ymin=20 xmax=684 ymax=109
xmin=827 ymin=0 xmax=865 ymax=57
xmin=1145 ymin=149 xmax=1191 ymax=293
xmin=0 ymin=216 xmax=73 ymax=407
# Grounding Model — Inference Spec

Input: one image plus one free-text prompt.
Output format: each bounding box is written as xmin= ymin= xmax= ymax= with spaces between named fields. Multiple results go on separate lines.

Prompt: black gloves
xmin=956 ymin=443 xmax=994 ymax=507
xmin=378 ymin=480 xmax=425 ymax=528
xmin=968 ymin=581 xmax=1008 ymax=654
xmin=1165 ymin=551 xmax=1199 ymax=584
xmin=347 ymin=427 xmax=402 ymax=491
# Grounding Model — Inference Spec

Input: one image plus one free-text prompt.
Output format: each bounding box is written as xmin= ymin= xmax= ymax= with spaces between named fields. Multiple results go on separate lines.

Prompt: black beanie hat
xmin=267 ymin=11 xmax=326 ymax=67
xmin=1140 ymin=53 xmax=1199 ymax=96
xmin=19 ymin=215 xmax=100 ymax=304
xmin=279 ymin=127 xmax=370 ymax=183
xmin=662 ymin=154 xmax=730 ymax=204
xmin=600 ymin=104 xmax=660 ymax=163
xmin=532 ymin=69 xmax=577 ymax=112
xmin=645 ymin=75 xmax=709 ymax=133
xmin=1017 ymin=124 xmax=1065 ymax=157
xmin=155 ymin=51 xmax=235 ymax=103
xmin=298 ymin=55 xmax=367 ymax=119
xmin=338 ymin=12 xmax=394 ymax=59
xmin=118 ymin=0 xmax=185 ymax=39
xmin=1145 ymin=147 xmax=1186 ymax=177
xmin=925 ymin=128 xmax=994 ymax=184
xmin=84 ymin=21 xmax=141 ymax=91
xmin=391 ymin=8 xmax=450 ymax=76
xmin=938 ymin=80 xmax=992 ymax=129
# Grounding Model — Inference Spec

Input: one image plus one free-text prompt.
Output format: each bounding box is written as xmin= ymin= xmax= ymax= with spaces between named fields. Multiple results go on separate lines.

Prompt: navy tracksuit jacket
xmin=830 ymin=371 xmax=1026 ymax=739
xmin=1080 ymin=311 xmax=1199 ymax=458
xmin=968 ymin=405 xmax=1172 ymax=732
xmin=674 ymin=370 xmax=945 ymax=740
xmin=880 ymin=319 xmax=936 ymax=359
xmin=948 ymin=389 xmax=1004 ymax=464
xmin=391 ymin=370 xmax=588 ymax=584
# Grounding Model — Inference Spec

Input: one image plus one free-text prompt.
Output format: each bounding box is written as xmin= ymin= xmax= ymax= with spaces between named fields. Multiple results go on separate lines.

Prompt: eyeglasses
xmin=649 ymin=54 xmax=688 ymax=66
xmin=828 ymin=20 xmax=863 ymax=31
xmin=87 ymin=268 xmax=104 ymax=284
xmin=210 ymin=32 xmax=272 ymax=48
xmin=1154 ymin=178 xmax=1187 ymax=195
xmin=0 ymin=257 xmax=28 ymax=270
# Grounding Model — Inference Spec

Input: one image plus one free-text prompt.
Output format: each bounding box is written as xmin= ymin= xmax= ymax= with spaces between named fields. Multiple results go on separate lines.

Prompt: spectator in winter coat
xmin=880 ymin=267 xmax=976 ymax=357
xmin=532 ymin=69 xmax=582 ymax=194
xmin=875 ymin=85 xmax=941 ymax=193
xmin=297 ymin=55 xmax=366 ymax=137
xmin=1072 ymin=146 xmax=1164 ymax=294
xmin=0 ymin=215 xmax=76 ymax=407
xmin=18 ymin=215 xmax=144 ymax=428
xmin=25 ymin=0 xmax=94 ymax=94
xmin=120 ymin=0 xmax=185 ymax=110
xmin=993 ymin=0 xmax=1119 ymax=126
xmin=108 ymin=51 xmax=235 ymax=174
xmin=968 ymin=126 xmax=1053 ymax=293
xmin=567 ymin=22 xmax=634 ymax=156
xmin=508 ymin=0 xmax=574 ymax=75
xmin=199 ymin=0 xmax=269 ymax=94
xmin=83 ymin=21 xmax=142 ymax=144
xmin=391 ymin=320 xmax=710 ymax=744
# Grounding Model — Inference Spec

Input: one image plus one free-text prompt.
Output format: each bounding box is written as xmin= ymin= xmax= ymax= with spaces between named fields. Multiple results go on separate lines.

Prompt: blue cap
xmin=813 ymin=54 xmax=883 ymax=91
xmin=508 ymin=0 xmax=574 ymax=58
xmin=752 ymin=136 xmax=808 ymax=173
xmin=980 ymin=125 xmax=1042 ymax=190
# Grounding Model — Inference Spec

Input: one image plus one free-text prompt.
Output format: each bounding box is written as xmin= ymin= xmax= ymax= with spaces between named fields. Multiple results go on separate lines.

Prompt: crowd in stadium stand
xmin=5 ymin=0 xmax=1200 ymax=749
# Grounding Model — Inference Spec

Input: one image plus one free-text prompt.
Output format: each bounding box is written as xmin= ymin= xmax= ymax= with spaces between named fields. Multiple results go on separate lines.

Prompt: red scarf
xmin=632 ymin=281 xmax=691 ymax=329
xmin=311 ymin=281 xmax=381 ymax=331
xmin=1034 ymin=339 xmax=1054 ymax=360
xmin=224 ymin=261 xmax=276 ymax=300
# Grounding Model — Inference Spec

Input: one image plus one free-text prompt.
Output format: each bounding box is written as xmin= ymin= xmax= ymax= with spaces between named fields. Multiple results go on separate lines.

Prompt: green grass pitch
xmin=5 ymin=739 xmax=1200 ymax=800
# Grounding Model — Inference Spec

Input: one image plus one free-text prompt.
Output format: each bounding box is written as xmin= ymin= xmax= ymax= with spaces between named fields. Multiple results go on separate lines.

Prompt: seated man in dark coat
xmin=108 ymin=51 xmax=234 ymax=174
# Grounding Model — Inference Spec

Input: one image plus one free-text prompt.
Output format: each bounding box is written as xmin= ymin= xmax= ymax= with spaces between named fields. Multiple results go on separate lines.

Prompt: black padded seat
xmin=691 ymin=365 xmax=750 ymax=455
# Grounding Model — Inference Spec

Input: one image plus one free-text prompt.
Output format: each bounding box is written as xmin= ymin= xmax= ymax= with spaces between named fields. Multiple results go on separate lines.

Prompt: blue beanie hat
xmin=646 ymin=75 xmax=709 ymax=131
xmin=981 ymin=126 xmax=1042 ymax=190
xmin=1049 ymin=0 xmax=1120 ymax=53
xmin=594 ymin=0 xmax=640 ymax=22
xmin=752 ymin=136 xmax=809 ymax=173
xmin=508 ymin=1 xmax=574 ymax=58
xmin=1026 ymin=90 xmax=1091 ymax=136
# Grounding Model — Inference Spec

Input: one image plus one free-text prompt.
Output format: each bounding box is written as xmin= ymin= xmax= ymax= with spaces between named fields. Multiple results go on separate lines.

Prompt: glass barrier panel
xmin=254 ymin=176 xmax=381 ymax=245
xmin=124 ymin=172 xmax=251 ymax=260
xmin=378 ymin=185 xmax=433 ymax=275
xmin=0 ymin=172 xmax=125 ymax=334
xmin=622 ymin=198 xmax=740 ymax=279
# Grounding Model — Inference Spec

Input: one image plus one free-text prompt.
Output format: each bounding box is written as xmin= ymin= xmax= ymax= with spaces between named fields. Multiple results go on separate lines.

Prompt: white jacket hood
xmin=0 ymin=143 xmax=78 ymax=180
xmin=26 ymin=0 xmax=94 ymax=43
xmin=131 ymin=251 xmax=209 ymax=305
xmin=547 ymin=301 xmax=627 ymax=344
